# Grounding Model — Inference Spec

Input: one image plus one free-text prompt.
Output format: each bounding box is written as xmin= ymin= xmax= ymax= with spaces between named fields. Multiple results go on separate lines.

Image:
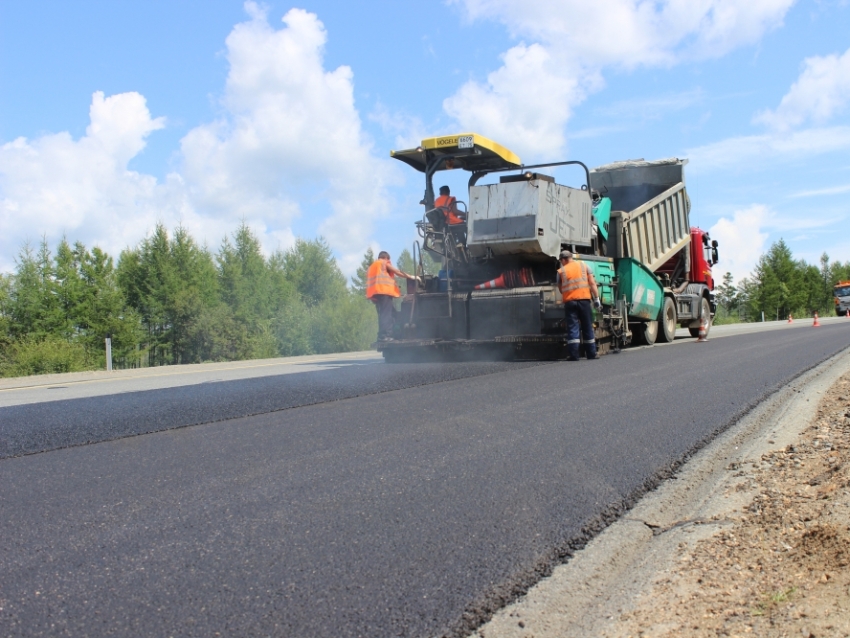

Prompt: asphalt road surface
xmin=2 ymin=322 xmax=849 ymax=637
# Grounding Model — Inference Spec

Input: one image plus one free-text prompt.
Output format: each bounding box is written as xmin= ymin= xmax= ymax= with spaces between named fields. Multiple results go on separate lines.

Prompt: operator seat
xmin=426 ymin=207 xmax=448 ymax=232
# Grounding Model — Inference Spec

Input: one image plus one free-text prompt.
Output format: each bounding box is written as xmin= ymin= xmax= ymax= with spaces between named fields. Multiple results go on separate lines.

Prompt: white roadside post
xmin=105 ymin=334 xmax=113 ymax=372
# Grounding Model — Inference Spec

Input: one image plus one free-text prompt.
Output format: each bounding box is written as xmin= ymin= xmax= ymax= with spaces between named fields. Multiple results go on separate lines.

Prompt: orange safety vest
xmin=558 ymin=261 xmax=591 ymax=302
xmin=435 ymin=195 xmax=464 ymax=225
xmin=365 ymin=259 xmax=401 ymax=299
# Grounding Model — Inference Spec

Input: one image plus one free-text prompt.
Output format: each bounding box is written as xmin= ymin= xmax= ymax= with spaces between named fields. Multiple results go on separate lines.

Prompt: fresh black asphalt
xmin=0 ymin=360 xmax=543 ymax=459
xmin=1 ymin=324 xmax=849 ymax=637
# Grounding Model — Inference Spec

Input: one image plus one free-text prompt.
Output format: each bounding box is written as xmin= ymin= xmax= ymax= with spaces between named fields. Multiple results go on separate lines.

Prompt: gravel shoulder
xmin=473 ymin=346 xmax=850 ymax=638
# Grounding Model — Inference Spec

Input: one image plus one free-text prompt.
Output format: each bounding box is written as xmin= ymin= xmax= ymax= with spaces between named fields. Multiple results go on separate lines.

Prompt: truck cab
xmin=835 ymin=281 xmax=850 ymax=316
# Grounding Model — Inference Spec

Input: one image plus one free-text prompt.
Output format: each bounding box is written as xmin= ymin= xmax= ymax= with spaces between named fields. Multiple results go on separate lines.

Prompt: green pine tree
xmin=282 ymin=237 xmax=347 ymax=308
xmin=351 ymin=247 xmax=375 ymax=296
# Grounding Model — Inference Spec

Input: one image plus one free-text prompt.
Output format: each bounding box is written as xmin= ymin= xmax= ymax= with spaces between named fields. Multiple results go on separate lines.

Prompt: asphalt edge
xmin=458 ymin=347 xmax=850 ymax=638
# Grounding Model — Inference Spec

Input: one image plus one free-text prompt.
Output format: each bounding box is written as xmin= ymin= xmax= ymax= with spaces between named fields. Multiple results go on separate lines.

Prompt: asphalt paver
xmin=1 ymin=324 xmax=849 ymax=637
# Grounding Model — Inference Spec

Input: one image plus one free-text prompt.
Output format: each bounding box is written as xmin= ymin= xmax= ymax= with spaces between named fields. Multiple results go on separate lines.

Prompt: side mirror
xmin=711 ymin=248 xmax=719 ymax=265
xmin=711 ymin=240 xmax=718 ymax=248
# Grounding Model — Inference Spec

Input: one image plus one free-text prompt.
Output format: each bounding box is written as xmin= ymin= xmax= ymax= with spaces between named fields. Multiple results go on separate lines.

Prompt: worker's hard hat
xmin=559 ymin=250 xmax=572 ymax=260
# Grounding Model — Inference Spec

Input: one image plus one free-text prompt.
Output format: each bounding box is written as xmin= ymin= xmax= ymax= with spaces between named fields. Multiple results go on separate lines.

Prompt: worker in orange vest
xmin=435 ymin=185 xmax=465 ymax=225
xmin=435 ymin=186 xmax=468 ymax=248
xmin=365 ymin=251 xmax=416 ymax=341
xmin=557 ymin=250 xmax=601 ymax=361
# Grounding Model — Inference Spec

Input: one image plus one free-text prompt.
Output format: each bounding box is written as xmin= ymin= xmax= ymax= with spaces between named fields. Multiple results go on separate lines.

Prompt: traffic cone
xmin=788 ymin=314 xmax=793 ymax=324
xmin=813 ymin=312 xmax=821 ymax=327
xmin=846 ymin=309 xmax=849 ymax=318
xmin=474 ymin=273 xmax=506 ymax=290
xmin=696 ymin=316 xmax=709 ymax=342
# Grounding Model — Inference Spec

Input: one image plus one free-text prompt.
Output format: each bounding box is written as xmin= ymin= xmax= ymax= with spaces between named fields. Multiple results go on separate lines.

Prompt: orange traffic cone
xmin=787 ymin=314 xmax=793 ymax=324
xmin=696 ymin=316 xmax=709 ymax=342
xmin=813 ymin=312 xmax=821 ymax=327
xmin=474 ymin=273 xmax=506 ymax=290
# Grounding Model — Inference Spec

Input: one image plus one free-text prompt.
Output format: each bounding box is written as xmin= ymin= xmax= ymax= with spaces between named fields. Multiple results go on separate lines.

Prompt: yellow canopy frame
xmin=390 ymin=133 xmax=521 ymax=174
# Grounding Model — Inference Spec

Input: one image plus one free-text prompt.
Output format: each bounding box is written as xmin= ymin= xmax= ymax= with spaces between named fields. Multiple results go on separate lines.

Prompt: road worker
xmin=365 ymin=251 xmax=416 ymax=342
xmin=557 ymin=250 xmax=602 ymax=361
xmin=435 ymin=185 xmax=465 ymax=225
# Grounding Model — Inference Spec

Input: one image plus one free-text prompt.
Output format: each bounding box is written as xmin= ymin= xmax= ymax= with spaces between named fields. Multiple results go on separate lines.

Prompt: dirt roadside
xmin=473 ymin=347 xmax=850 ymax=638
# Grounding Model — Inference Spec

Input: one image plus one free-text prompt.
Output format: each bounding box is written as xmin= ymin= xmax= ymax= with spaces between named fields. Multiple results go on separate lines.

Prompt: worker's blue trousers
xmin=565 ymin=299 xmax=597 ymax=360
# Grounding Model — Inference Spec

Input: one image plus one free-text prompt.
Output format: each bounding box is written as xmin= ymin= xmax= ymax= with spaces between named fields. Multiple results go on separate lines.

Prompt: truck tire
xmin=688 ymin=297 xmax=712 ymax=338
xmin=633 ymin=320 xmax=658 ymax=346
xmin=657 ymin=296 xmax=677 ymax=343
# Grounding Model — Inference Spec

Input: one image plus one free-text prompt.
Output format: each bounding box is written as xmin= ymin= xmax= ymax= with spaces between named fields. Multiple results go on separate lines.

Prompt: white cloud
xmin=707 ymin=202 xmax=845 ymax=282
xmin=445 ymin=0 xmax=795 ymax=157
xmin=568 ymin=125 xmax=626 ymax=140
xmin=754 ymin=47 xmax=850 ymax=131
xmin=0 ymin=3 xmax=394 ymax=276
xmin=709 ymin=204 xmax=770 ymax=282
xmin=687 ymin=126 xmax=850 ymax=171
xmin=595 ymin=89 xmax=705 ymax=120
xmin=789 ymin=183 xmax=850 ymax=198
xmin=691 ymin=46 xmax=850 ymax=174
xmin=443 ymin=43 xmax=596 ymax=159
xmin=457 ymin=0 xmax=795 ymax=63
xmin=180 ymin=3 xmax=397 ymax=260
xmin=0 ymin=91 xmax=170 ymax=272
xmin=369 ymin=103 xmax=428 ymax=150
xmin=769 ymin=212 xmax=844 ymax=232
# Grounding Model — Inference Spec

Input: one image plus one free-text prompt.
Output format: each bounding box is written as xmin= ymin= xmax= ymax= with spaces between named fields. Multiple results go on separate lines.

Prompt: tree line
xmin=0 ymin=224 xmax=392 ymax=377
xmin=1 ymin=229 xmax=846 ymax=377
xmin=714 ymin=239 xmax=850 ymax=323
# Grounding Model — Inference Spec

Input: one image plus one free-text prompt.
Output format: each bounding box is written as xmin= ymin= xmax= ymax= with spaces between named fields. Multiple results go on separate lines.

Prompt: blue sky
xmin=1 ymin=0 xmax=849 ymax=281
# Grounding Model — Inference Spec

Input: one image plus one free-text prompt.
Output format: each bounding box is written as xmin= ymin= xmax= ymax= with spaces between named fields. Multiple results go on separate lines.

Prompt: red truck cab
xmin=689 ymin=228 xmax=718 ymax=290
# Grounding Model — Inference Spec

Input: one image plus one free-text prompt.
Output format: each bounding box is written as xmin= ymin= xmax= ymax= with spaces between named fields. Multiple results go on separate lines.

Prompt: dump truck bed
xmin=591 ymin=158 xmax=691 ymax=272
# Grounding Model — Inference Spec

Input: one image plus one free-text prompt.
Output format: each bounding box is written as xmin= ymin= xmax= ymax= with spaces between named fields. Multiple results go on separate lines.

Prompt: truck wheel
xmin=687 ymin=297 xmax=712 ymax=338
xmin=657 ymin=296 xmax=677 ymax=343
xmin=633 ymin=320 xmax=658 ymax=346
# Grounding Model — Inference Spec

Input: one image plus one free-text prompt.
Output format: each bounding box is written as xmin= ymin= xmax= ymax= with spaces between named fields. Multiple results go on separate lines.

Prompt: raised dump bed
xmin=591 ymin=159 xmax=691 ymax=273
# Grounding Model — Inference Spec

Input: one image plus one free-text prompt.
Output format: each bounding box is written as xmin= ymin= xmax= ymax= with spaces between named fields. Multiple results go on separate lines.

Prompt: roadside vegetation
xmin=0 ymin=232 xmax=846 ymax=377
xmin=714 ymin=239 xmax=850 ymax=324
xmin=0 ymin=224 xmax=383 ymax=376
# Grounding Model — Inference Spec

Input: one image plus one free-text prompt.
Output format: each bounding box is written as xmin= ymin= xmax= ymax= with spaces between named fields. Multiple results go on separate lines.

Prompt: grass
xmin=750 ymin=586 xmax=797 ymax=616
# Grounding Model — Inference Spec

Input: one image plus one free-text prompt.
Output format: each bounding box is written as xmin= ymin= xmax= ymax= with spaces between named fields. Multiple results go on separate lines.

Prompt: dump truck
xmin=835 ymin=281 xmax=850 ymax=316
xmin=379 ymin=133 xmax=719 ymax=362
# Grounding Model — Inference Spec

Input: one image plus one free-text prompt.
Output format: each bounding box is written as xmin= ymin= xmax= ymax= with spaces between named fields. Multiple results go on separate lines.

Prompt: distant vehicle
xmin=834 ymin=281 xmax=850 ymax=316
xmin=380 ymin=133 xmax=719 ymax=361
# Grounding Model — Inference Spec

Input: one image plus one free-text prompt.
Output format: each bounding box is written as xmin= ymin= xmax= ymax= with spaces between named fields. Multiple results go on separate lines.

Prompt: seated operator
xmin=435 ymin=185 xmax=466 ymax=244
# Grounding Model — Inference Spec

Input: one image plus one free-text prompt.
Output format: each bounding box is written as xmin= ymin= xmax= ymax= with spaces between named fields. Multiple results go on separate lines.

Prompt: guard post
xmin=105 ymin=333 xmax=113 ymax=372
